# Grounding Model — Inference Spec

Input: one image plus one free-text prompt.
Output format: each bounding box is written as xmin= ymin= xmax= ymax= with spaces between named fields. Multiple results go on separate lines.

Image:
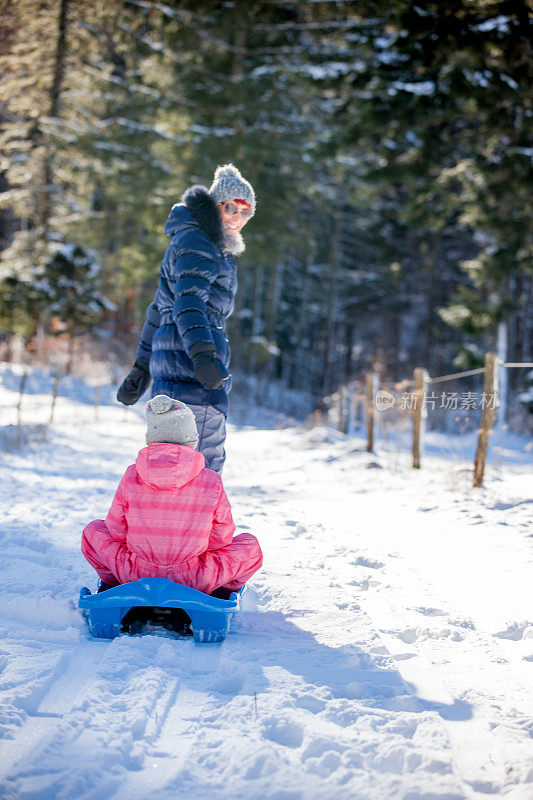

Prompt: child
xmin=81 ymin=395 xmax=262 ymax=596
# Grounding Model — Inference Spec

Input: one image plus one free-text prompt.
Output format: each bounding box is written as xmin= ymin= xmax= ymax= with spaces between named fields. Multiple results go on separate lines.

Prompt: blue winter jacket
xmin=136 ymin=186 xmax=238 ymax=415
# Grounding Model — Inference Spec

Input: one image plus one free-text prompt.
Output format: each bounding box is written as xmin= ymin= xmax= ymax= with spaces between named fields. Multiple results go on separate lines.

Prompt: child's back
xmin=81 ymin=396 xmax=262 ymax=595
xmin=117 ymin=443 xmax=223 ymax=567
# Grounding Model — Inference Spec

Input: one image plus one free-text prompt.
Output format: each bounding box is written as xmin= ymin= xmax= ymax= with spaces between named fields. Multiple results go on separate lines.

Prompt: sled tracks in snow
xmin=0 ymin=641 xmax=108 ymax=797
xmin=0 ymin=632 xmax=221 ymax=800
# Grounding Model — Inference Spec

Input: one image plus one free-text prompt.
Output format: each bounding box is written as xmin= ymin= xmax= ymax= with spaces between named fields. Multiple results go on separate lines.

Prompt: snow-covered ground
xmin=0 ymin=365 xmax=532 ymax=800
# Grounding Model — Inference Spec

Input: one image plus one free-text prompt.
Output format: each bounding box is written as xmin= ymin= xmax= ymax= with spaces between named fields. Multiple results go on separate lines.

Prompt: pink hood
xmin=135 ymin=443 xmax=205 ymax=491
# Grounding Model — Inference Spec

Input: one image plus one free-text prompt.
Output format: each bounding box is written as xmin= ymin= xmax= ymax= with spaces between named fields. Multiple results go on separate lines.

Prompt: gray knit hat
xmin=145 ymin=395 xmax=199 ymax=447
xmin=209 ymin=164 xmax=256 ymax=215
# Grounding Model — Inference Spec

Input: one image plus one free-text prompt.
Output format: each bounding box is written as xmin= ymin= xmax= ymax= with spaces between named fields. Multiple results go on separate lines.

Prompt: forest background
xmin=0 ymin=0 xmax=531 ymax=424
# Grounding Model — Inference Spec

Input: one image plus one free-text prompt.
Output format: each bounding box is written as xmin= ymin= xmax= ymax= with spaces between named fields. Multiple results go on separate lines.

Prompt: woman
xmin=117 ymin=163 xmax=255 ymax=473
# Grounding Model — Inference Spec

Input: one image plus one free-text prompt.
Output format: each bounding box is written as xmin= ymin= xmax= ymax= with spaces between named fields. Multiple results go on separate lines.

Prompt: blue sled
xmin=79 ymin=578 xmax=243 ymax=643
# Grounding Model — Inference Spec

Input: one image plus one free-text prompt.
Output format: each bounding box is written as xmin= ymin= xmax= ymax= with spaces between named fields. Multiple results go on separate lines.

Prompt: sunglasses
xmin=221 ymin=201 xmax=253 ymax=220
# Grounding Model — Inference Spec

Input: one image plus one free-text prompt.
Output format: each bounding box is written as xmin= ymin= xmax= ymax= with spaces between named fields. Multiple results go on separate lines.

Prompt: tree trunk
xmin=232 ymin=26 xmax=246 ymax=78
xmin=65 ymin=333 xmax=76 ymax=375
xmin=344 ymin=323 xmax=358 ymax=384
xmin=248 ymin=263 xmax=264 ymax=374
xmin=35 ymin=0 xmax=69 ymax=241
xmin=421 ymin=238 xmax=437 ymax=371
xmin=263 ymin=260 xmax=284 ymax=345
xmin=290 ymin=256 xmax=312 ymax=390
xmin=321 ymin=206 xmax=342 ymax=396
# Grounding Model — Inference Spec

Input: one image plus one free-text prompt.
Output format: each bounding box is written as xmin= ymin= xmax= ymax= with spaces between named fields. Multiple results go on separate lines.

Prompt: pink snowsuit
xmin=81 ymin=443 xmax=262 ymax=595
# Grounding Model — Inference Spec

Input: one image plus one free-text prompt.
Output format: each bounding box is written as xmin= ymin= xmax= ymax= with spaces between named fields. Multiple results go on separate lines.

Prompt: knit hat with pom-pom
xmin=209 ymin=164 xmax=256 ymax=215
xmin=145 ymin=395 xmax=199 ymax=447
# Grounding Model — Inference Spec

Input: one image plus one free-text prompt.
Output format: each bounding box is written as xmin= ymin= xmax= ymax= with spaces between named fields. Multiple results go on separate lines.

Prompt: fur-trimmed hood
xmin=163 ymin=185 xmax=245 ymax=256
xmin=163 ymin=185 xmax=224 ymax=247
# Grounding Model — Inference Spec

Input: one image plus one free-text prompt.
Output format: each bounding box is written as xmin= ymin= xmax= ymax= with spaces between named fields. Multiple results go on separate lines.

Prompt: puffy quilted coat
xmin=81 ymin=443 xmax=263 ymax=594
xmin=136 ymin=186 xmax=238 ymax=415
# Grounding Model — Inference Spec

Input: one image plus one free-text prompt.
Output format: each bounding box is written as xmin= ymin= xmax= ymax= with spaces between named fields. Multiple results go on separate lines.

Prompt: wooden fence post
xmin=312 ymin=408 xmax=323 ymax=427
xmin=17 ymin=371 xmax=27 ymax=426
xmin=346 ymin=380 xmax=355 ymax=434
xmin=338 ymin=385 xmax=350 ymax=434
xmin=412 ymin=367 xmax=428 ymax=469
xmin=353 ymin=384 xmax=361 ymax=431
xmin=473 ymin=353 xmax=498 ymax=488
xmin=49 ymin=374 xmax=61 ymax=424
xmin=94 ymin=385 xmax=101 ymax=421
xmin=365 ymin=372 xmax=378 ymax=452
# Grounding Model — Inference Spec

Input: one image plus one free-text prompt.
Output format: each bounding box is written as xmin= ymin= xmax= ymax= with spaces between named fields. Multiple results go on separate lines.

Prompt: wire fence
xmin=0 ymin=364 xmax=141 ymax=452
xmin=321 ymin=355 xmax=533 ymax=487
xmin=1 ymin=358 xmax=531 ymax=486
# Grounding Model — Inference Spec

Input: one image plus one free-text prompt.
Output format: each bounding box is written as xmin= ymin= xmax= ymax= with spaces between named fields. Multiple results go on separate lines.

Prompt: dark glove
xmin=192 ymin=353 xmax=229 ymax=390
xmin=116 ymin=359 xmax=151 ymax=405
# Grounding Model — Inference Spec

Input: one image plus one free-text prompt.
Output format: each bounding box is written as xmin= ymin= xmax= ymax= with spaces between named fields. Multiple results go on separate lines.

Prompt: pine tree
xmin=326 ymin=1 xmax=532 ymax=376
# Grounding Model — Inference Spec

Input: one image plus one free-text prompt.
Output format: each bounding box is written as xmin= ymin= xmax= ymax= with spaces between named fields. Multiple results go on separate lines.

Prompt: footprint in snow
xmin=493 ymin=621 xmax=533 ymax=641
xmin=372 ymin=743 xmax=409 ymax=775
xmin=242 ymin=750 xmax=281 ymax=779
xmin=354 ymin=556 xmax=385 ymax=569
xmin=397 ymin=628 xmax=418 ymax=644
xmin=301 ymin=735 xmax=345 ymax=762
xmin=449 ymin=617 xmax=476 ymax=631
xmin=348 ymin=578 xmax=370 ymax=591
xmin=305 ymin=749 xmax=343 ymax=777
xmin=336 ymin=601 xmax=361 ymax=612
xmin=414 ymin=606 xmax=447 ymax=617
xmin=209 ymin=668 xmax=246 ymax=695
xmin=261 ymin=716 xmax=304 ymax=748
xmin=284 ymin=521 xmax=307 ymax=538
xmin=391 ymin=626 xmax=465 ymax=644
xmin=293 ymin=693 xmax=327 ymax=714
